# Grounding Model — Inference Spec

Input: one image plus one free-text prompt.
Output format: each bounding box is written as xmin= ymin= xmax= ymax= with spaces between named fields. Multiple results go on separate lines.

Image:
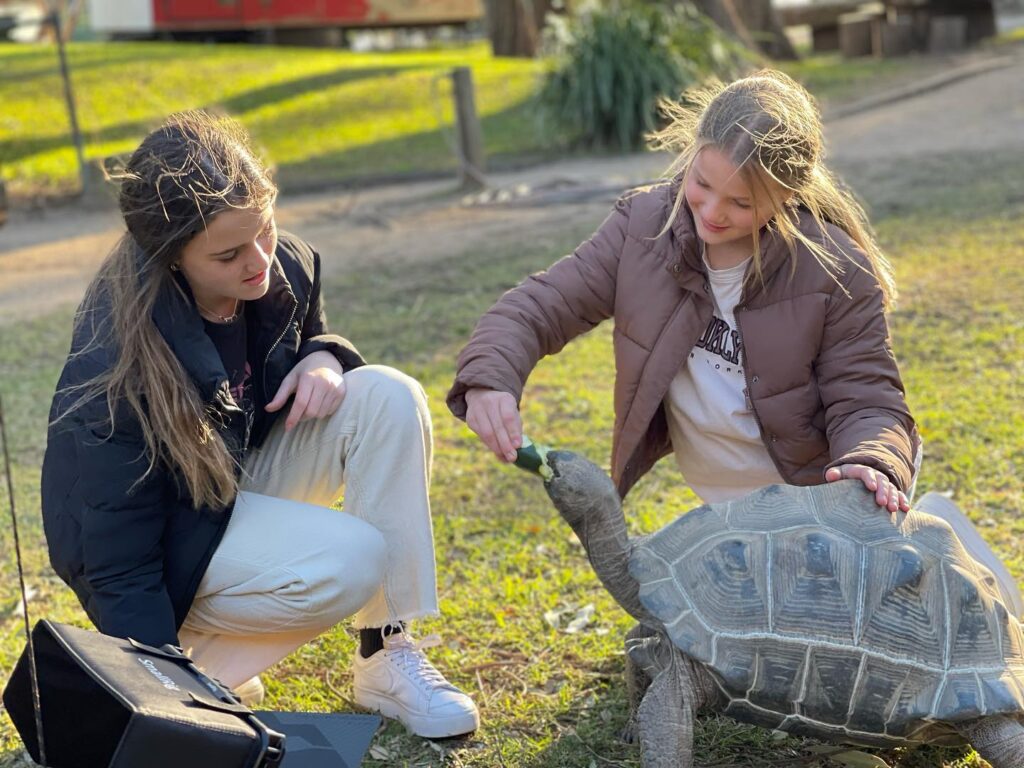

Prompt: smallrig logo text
xmin=137 ymin=657 xmax=181 ymax=691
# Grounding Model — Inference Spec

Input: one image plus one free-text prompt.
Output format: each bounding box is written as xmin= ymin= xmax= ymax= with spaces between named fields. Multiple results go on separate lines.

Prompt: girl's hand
xmin=825 ymin=463 xmax=910 ymax=513
xmin=465 ymin=388 xmax=522 ymax=463
xmin=265 ymin=351 xmax=346 ymax=430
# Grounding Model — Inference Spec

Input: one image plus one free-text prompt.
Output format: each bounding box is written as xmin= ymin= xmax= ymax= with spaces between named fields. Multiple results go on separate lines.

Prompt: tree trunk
xmin=685 ymin=0 xmax=799 ymax=60
xmin=484 ymin=0 xmax=562 ymax=57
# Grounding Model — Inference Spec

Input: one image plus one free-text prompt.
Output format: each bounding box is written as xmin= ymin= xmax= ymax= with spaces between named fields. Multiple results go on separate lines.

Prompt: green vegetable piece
xmin=514 ymin=436 xmax=553 ymax=480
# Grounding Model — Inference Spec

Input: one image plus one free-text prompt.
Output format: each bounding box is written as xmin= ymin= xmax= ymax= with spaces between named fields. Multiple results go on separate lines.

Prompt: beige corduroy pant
xmin=177 ymin=365 xmax=439 ymax=689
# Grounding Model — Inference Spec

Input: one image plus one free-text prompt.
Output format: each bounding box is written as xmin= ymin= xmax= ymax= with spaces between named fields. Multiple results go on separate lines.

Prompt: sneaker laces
xmin=384 ymin=632 xmax=454 ymax=692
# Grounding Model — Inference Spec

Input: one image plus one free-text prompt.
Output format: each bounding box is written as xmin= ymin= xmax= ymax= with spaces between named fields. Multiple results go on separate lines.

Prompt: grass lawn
xmin=0 ymin=40 xmax=546 ymax=200
xmin=0 ymin=137 xmax=1022 ymax=766
xmin=2 ymin=38 xmax=955 ymax=203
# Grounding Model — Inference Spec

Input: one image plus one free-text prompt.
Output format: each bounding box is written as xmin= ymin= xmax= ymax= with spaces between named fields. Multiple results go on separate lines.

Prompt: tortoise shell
xmin=629 ymin=480 xmax=1024 ymax=747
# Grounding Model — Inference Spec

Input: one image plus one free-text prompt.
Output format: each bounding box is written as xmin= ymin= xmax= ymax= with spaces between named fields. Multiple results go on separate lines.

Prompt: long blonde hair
xmin=649 ymin=69 xmax=897 ymax=308
xmin=59 ymin=110 xmax=276 ymax=510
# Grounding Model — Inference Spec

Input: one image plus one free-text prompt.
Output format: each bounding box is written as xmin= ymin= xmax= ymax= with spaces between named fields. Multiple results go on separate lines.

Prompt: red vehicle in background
xmin=87 ymin=0 xmax=484 ymax=40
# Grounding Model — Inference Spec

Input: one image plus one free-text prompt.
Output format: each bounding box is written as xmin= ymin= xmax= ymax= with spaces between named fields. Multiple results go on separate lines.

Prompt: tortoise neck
xmin=559 ymin=482 xmax=658 ymax=625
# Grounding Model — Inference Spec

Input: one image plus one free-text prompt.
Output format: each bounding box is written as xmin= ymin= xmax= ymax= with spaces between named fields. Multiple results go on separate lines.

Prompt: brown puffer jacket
xmin=447 ymin=181 xmax=919 ymax=498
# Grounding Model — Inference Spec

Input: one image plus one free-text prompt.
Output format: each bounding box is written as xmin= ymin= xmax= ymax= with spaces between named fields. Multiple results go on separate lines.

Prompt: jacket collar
xmin=248 ymin=251 xmax=297 ymax=360
xmin=152 ymin=274 xmax=227 ymax=403
xmin=151 ymin=250 xmax=295 ymax=404
xmin=665 ymin=177 xmax=798 ymax=303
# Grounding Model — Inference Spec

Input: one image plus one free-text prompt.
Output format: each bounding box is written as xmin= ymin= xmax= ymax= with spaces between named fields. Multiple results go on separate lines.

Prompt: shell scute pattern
xmin=858 ymin=542 xmax=945 ymax=664
xmin=848 ymin=655 xmax=913 ymax=733
xmin=629 ymin=479 xmax=1024 ymax=737
xmin=748 ymin=639 xmax=808 ymax=713
xmin=980 ymin=671 xmax=1024 ymax=713
xmin=948 ymin=565 xmax=1006 ymax=668
xmin=712 ymin=636 xmax=758 ymax=691
xmin=723 ymin=483 xmax=809 ymax=532
xmin=677 ymin=534 xmax=770 ymax=634
xmin=801 ymin=645 xmax=864 ymax=725
xmin=936 ymin=673 xmax=986 ymax=721
xmin=771 ymin=528 xmax=858 ymax=644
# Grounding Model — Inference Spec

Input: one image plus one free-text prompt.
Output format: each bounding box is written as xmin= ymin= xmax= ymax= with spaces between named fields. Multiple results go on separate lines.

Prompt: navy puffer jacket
xmin=42 ymin=233 xmax=364 ymax=647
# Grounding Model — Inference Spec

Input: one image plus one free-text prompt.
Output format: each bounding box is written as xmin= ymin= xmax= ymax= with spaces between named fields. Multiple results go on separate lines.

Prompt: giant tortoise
xmin=526 ymin=447 xmax=1024 ymax=768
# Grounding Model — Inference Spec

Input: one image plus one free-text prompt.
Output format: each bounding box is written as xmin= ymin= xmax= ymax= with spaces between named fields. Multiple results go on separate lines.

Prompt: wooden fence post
xmin=451 ymin=67 xmax=486 ymax=190
xmin=51 ymin=10 xmax=89 ymax=197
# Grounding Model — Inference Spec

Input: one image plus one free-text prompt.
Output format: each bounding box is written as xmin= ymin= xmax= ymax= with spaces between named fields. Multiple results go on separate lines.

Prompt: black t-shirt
xmin=203 ymin=305 xmax=256 ymax=442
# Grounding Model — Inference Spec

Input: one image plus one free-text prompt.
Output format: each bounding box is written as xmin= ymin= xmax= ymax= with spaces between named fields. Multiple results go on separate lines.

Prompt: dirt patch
xmin=0 ymin=152 xmax=668 ymax=326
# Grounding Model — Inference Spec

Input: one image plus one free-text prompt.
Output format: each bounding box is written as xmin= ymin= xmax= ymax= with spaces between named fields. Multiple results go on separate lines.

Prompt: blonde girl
xmin=449 ymin=70 xmax=919 ymax=510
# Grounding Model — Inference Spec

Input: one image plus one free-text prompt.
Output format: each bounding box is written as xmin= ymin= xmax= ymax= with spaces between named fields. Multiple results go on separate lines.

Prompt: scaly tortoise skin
xmin=541 ymin=450 xmax=1024 ymax=768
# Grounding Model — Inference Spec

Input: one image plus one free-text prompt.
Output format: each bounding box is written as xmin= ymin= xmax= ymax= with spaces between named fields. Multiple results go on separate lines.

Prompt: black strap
xmin=0 ymin=394 xmax=46 ymax=765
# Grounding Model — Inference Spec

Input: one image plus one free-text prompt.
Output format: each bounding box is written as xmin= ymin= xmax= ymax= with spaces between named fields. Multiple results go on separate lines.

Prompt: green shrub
xmin=537 ymin=0 xmax=744 ymax=151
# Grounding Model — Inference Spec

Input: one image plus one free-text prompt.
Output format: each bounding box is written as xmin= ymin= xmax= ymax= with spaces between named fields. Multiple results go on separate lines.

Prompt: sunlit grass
xmin=2 ymin=38 xmax=957 ymax=201
xmin=1 ymin=148 xmax=1021 ymax=766
xmin=0 ymin=41 xmax=544 ymax=198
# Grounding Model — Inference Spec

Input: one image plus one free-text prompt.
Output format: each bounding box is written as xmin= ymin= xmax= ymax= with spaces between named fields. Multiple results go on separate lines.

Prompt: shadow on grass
xmin=0 ymin=118 xmax=157 ymax=166
xmin=3 ymin=71 xmax=548 ymax=204
xmin=0 ymin=43 xmax=188 ymax=83
xmin=215 ymin=64 xmax=420 ymax=114
xmin=274 ymin=99 xmax=549 ymax=192
xmin=0 ymin=66 xmax=413 ymax=166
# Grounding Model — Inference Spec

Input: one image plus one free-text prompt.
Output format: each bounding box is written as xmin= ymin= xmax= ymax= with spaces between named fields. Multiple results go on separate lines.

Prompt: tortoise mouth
xmin=542 ymin=451 xmax=566 ymax=482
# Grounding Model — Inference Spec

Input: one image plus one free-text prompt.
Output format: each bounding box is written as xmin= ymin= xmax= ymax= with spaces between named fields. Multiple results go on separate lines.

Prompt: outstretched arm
xmin=448 ymin=196 xmax=634 ymax=459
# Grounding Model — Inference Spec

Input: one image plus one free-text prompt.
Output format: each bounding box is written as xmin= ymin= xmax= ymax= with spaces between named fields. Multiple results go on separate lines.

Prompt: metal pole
xmin=0 ymin=177 xmax=8 ymax=228
xmin=450 ymin=67 xmax=486 ymax=190
xmin=51 ymin=9 xmax=89 ymax=196
xmin=1 ymin=395 xmax=47 ymax=767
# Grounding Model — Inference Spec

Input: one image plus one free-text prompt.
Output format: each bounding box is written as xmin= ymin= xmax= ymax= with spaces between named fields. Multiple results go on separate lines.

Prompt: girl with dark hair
xmin=449 ymin=70 xmax=921 ymax=511
xmin=42 ymin=111 xmax=478 ymax=739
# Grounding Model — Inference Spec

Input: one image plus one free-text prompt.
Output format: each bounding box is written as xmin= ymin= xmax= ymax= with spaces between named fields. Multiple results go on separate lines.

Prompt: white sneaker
xmin=231 ymin=676 xmax=265 ymax=708
xmin=353 ymin=632 xmax=479 ymax=738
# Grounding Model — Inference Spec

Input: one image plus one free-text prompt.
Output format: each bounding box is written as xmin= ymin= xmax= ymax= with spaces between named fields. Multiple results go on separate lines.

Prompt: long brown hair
xmin=649 ymin=69 xmax=897 ymax=308
xmin=60 ymin=110 xmax=276 ymax=509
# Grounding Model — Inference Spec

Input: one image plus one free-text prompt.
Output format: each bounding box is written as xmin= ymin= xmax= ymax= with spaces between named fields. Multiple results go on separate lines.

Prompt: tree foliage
xmin=537 ymin=0 xmax=744 ymax=151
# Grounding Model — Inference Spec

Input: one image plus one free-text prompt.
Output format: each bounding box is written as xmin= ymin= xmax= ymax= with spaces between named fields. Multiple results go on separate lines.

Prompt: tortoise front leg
xmin=623 ymin=623 xmax=658 ymax=744
xmin=957 ymin=715 xmax=1024 ymax=767
xmin=632 ymin=636 xmax=698 ymax=768
xmin=636 ymin=663 xmax=698 ymax=768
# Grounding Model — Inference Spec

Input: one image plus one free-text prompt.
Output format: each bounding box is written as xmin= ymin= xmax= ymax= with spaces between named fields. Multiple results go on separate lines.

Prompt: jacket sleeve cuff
xmin=299 ymin=334 xmax=366 ymax=373
xmin=80 ymin=579 xmax=180 ymax=648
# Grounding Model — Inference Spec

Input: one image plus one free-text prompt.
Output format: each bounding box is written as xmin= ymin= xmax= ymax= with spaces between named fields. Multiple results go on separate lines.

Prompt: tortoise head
xmin=545 ymin=450 xmax=656 ymax=625
xmin=544 ymin=450 xmax=621 ymax=530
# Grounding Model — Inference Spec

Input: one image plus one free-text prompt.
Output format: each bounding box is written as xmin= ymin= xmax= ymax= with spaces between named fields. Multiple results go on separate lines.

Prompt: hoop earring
xmin=170 ymin=263 xmax=180 ymax=272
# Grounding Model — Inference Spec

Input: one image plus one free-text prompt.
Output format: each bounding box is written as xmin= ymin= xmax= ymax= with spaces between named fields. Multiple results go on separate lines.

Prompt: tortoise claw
xmin=620 ymin=718 xmax=640 ymax=745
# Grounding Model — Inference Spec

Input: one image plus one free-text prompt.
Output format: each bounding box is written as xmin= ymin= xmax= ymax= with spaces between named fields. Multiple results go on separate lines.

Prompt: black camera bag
xmin=3 ymin=620 xmax=285 ymax=768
